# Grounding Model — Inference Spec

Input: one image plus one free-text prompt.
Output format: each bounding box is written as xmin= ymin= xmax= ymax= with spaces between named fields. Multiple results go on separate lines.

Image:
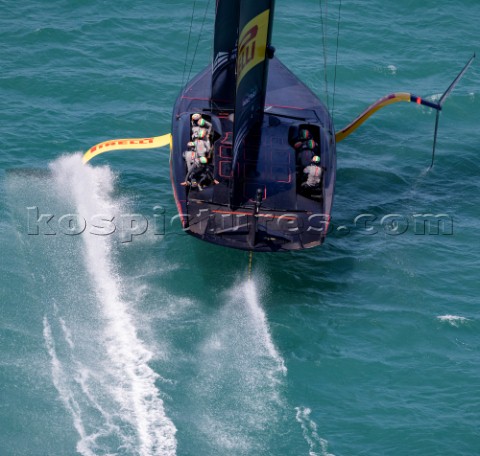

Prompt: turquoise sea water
xmin=1 ymin=1 xmax=479 ymax=455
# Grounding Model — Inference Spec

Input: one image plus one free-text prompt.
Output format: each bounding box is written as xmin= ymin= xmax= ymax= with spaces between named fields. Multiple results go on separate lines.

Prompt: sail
xmin=211 ymin=0 xmax=240 ymax=109
xmin=231 ymin=0 xmax=275 ymax=206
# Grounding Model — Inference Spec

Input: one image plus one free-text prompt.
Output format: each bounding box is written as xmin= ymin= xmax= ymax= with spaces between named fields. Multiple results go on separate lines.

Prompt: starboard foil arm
xmin=335 ymin=92 xmax=440 ymax=143
xmin=82 ymin=133 xmax=172 ymax=164
xmin=336 ymin=53 xmax=476 ymax=145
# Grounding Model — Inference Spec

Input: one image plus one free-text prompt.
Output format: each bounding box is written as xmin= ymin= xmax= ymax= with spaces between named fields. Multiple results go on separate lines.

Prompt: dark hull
xmin=170 ymin=58 xmax=336 ymax=252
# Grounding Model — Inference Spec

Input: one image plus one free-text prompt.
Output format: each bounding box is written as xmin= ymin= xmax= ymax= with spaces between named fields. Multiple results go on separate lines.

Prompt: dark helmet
xmin=299 ymin=129 xmax=312 ymax=140
xmin=305 ymin=139 xmax=316 ymax=150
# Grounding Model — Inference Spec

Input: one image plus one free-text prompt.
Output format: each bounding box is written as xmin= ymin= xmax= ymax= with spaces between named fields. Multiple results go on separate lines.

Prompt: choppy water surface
xmin=1 ymin=1 xmax=479 ymax=455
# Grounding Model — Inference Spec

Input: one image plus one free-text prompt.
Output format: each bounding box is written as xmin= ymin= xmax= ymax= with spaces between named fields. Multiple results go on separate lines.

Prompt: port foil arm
xmin=82 ymin=133 xmax=172 ymax=164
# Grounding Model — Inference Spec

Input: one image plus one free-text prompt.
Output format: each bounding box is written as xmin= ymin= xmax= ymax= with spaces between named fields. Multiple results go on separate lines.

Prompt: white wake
xmin=194 ymin=277 xmax=286 ymax=453
xmin=437 ymin=314 xmax=470 ymax=327
xmin=243 ymin=279 xmax=287 ymax=376
xmin=295 ymin=406 xmax=334 ymax=456
xmin=43 ymin=316 xmax=97 ymax=456
xmin=43 ymin=154 xmax=176 ymax=456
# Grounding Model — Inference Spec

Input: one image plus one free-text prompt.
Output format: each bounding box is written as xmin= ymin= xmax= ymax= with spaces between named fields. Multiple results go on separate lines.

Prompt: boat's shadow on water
xmin=166 ymin=232 xmax=357 ymax=300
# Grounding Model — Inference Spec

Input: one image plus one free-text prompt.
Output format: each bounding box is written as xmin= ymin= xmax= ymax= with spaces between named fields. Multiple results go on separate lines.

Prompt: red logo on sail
xmin=237 ymin=25 xmax=258 ymax=78
xmin=235 ymin=9 xmax=270 ymax=86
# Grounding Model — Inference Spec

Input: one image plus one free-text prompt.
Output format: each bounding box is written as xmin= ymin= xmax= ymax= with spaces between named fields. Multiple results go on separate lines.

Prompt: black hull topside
xmin=171 ymin=57 xmax=336 ymax=252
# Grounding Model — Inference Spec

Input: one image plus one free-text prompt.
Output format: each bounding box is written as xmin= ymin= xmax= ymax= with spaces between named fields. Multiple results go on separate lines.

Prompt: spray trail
xmin=43 ymin=317 xmax=98 ymax=456
xmin=192 ymin=276 xmax=286 ymax=454
xmin=243 ymin=278 xmax=287 ymax=376
xmin=295 ymin=407 xmax=334 ymax=456
xmin=42 ymin=154 xmax=177 ymax=456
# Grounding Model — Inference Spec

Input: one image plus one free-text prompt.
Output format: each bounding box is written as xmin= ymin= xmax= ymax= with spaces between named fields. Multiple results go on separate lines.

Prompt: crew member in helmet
xmin=197 ymin=161 xmax=219 ymax=191
xmin=302 ymin=155 xmax=323 ymax=189
xmin=181 ymin=156 xmax=219 ymax=191
xmin=182 ymin=141 xmax=197 ymax=172
xmin=193 ymin=127 xmax=212 ymax=159
xmin=191 ymin=113 xmax=212 ymax=138
xmin=299 ymin=128 xmax=313 ymax=141
xmin=296 ymin=139 xmax=318 ymax=168
xmin=293 ymin=128 xmax=313 ymax=149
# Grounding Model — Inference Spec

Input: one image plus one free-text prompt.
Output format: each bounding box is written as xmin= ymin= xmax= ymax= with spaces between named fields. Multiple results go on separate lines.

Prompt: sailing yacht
xmin=171 ymin=0 xmax=335 ymax=252
xmin=82 ymin=1 xmax=474 ymax=253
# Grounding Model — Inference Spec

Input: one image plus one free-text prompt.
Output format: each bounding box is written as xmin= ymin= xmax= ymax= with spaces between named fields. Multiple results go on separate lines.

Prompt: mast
xmin=231 ymin=0 xmax=276 ymax=206
xmin=211 ymin=0 xmax=240 ymax=110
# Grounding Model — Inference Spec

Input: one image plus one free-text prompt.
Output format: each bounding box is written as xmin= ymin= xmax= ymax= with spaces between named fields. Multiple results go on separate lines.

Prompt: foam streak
xmin=295 ymin=406 xmax=334 ymax=456
xmin=244 ymin=279 xmax=287 ymax=375
xmin=49 ymin=154 xmax=177 ymax=456
xmin=43 ymin=317 xmax=97 ymax=456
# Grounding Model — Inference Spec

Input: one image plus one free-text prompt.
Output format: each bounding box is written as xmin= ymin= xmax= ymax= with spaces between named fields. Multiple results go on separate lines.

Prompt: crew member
xmin=296 ymin=139 xmax=318 ymax=168
xmin=181 ymin=156 xmax=219 ymax=191
xmin=293 ymin=128 xmax=313 ymax=149
xmin=302 ymin=155 xmax=323 ymax=189
xmin=182 ymin=141 xmax=197 ymax=172
xmin=193 ymin=128 xmax=212 ymax=159
xmin=191 ymin=113 xmax=212 ymax=138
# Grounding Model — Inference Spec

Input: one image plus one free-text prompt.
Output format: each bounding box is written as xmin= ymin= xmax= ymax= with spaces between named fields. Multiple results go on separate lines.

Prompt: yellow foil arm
xmin=83 ymin=133 xmax=172 ymax=164
xmin=335 ymin=93 xmax=412 ymax=143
